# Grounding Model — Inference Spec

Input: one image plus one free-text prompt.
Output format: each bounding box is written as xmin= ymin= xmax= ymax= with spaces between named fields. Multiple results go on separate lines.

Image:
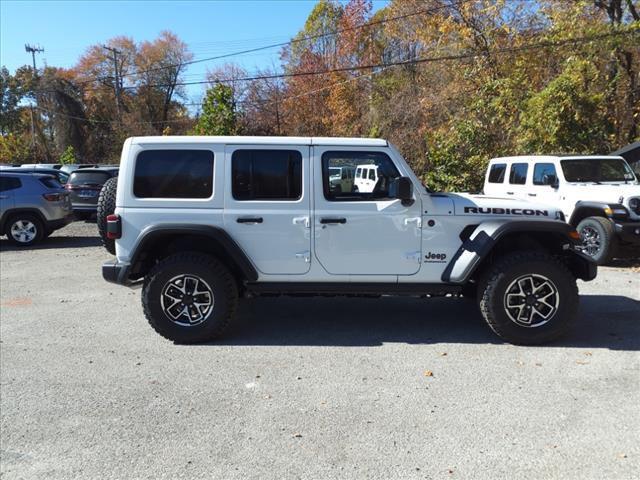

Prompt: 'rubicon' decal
xmin=464 ymin=207 xmax=548 ymax=216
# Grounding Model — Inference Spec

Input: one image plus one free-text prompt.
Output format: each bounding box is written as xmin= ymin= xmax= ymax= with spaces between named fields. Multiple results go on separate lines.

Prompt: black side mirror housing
xmin=390 ymin=177 xmax=414 ymax=206
xmin=543 ymin=174 xmax=559 ymax=189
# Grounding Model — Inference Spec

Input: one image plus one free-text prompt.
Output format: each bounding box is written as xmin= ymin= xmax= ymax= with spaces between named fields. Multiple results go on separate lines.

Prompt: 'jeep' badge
xmin=425 ymin=252 xmax=447 ymax=263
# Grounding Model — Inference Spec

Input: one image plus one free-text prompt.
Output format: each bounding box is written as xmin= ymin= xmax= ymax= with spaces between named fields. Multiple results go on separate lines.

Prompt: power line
xmin=116 ymin=30 xmax=638 ymax=90
xmin=32 ymin=29 xmax=638 ymax=126
xmin=57 ymin=0 xmax=476 ymax=90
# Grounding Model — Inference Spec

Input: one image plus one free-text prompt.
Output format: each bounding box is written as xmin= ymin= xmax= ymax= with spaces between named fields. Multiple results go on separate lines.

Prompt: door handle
xmin=320 ymin=217 xmax=346 ymax=224
xmin=528 ymin=193 xmax=537 ymax=197
xmin=506 ymin=192 xmax=514 ymax=195
xmin=237 ymin=217 xmax=263 ymax=224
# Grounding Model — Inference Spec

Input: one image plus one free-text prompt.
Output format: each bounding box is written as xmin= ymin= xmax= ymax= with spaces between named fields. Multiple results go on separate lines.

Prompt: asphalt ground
xmin=1 ymin=221 xmax=639 ymax=479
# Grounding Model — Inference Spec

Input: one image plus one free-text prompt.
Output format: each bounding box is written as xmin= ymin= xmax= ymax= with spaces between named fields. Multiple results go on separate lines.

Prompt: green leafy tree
xmin=59 ymin=145 xmax=77 ymax=165
xmin=194 ymin=83 xmax=237 ymax=135
xmin=518 ymin=59 xmax=613 ymax=154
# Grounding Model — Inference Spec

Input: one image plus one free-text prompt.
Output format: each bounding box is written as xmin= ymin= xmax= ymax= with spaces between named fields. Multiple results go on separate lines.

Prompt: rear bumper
xmin=102 ymin=259 xmax=133 ymax=286
xmin=72 ymin=205 xmax=98 ymax=212
xmin=46 ymin=213 xmax=74 ymax=231
xmin=614 ymin=221 xmax=640 ymax=245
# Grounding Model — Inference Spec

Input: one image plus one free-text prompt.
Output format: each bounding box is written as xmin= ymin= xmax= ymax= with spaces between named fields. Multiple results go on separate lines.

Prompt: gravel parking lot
xmin=1 ymin=222 xmax=639 ymax=480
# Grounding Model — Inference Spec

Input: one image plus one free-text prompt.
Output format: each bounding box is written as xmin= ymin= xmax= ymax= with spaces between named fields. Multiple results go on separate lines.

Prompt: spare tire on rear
xmin=97 ymin=176 xmax=118 ymax=255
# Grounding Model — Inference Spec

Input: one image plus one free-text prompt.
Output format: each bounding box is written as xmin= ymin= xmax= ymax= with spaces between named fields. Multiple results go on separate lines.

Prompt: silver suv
xmin=0 ymin=172 xmax=73 ymax=246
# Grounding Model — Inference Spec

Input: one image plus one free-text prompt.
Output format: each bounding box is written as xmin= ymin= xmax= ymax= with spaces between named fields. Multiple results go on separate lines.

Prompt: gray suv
xmin=0 ymin=172 xmax=73 ymax=246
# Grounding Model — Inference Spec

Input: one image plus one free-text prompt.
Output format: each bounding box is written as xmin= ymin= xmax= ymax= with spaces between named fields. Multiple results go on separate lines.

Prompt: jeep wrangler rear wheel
xmin=142 ymin=252 xmax=238 ymax=343
xmin=577 ymin=216 xmax=616 ymax=265
xmin=478 ymin=251 xmax=578 ymax=345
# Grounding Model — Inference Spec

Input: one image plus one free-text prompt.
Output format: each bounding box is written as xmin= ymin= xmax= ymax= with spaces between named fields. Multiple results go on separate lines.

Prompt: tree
xmin=194 ymin=83 xmax=237 ymax=135
xmin=59 ymin=145 xmax=77 ymax=165
xmin=518 ymin=59 xmax=613 ymax=154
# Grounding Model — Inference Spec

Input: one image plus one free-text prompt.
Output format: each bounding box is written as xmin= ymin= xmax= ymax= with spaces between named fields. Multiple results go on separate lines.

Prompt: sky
xmin=1 ymin=0 xmax=389 ymax=103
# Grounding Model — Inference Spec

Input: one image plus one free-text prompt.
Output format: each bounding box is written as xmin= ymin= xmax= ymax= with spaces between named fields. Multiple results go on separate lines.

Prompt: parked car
xmin=101 ymin=136 xmax=595 ymax=345
xmin=66 ymin=168 xmax=118 ymax=219
xmin=60 ymin=164 xmax=97 ymax=174
xmin=483 ymin=155 xmax=640 ymax=264
xmin=354 ymin=164 xmax=380 ymax=193
xmin=20 ymin=163 xmax=63 ymax=170
xmin=328 ymin=166 xmax=354 ymax=193
xmin=0 ymin=172 xmax=73 ymax=246
xmin=1 ymin=166 xmax=69 ymax=184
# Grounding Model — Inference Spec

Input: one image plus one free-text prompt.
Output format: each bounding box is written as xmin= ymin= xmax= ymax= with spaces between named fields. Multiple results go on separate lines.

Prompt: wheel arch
xmin=569 ymin=201 xmax=610 ymax=226
xmin=442 ymin=220 xmax=596 ymax=284
xmin=127 ymin=224 xmax=258 ymax=284
xmin=0 ymin=208 xmax=47 ymax=234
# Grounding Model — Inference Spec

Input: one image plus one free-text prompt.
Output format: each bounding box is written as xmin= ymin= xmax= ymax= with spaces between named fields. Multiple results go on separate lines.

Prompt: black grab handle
xmin=237 ymin=217 xmax=263 ymax=223
xmin=320 ymin=218 xmax=347 ymax=224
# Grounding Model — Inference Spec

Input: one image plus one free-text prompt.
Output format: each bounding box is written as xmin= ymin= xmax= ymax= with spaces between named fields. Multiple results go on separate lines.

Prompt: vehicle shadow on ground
xmin=210 ymin=294 xmax=639 ymax=350
xmin=0 ymin=235 xmax=102 ymax=251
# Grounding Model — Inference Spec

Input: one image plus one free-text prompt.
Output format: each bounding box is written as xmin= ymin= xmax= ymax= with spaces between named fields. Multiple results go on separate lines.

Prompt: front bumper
xmin=102 ymin=259 xmax=134 ymax=286
xmin=614 ymin=221 xmax=640 ymax=245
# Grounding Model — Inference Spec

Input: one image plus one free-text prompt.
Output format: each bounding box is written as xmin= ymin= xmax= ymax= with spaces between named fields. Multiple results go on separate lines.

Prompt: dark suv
xmin=66 ymin=168 xmax=118 ymax=219
xmin=0 ymin=172 xmax=73 ymax=246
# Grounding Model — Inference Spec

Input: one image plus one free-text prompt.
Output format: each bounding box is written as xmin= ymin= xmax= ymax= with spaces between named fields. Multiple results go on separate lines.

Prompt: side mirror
xmin=543 ymin=174 xmax=559 ymax=189
xmin=390 ymin=177 xmax=414 ymax=206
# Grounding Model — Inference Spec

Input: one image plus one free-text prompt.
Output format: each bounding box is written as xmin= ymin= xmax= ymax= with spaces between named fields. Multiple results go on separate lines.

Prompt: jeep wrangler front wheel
xmin=142 ymin=252 xmax=238 ymax=343
xmin=577 ymin=216 xmax=616 ymax=265
xmin=478 ymin=252 xmax=578 ymax=345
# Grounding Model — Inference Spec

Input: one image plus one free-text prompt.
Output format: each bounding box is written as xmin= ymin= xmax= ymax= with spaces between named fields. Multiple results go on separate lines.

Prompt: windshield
xmin=329 ymin=168 xmax=341 ymax=176
xmin=560 ymin=158 xmax=636 ymax=183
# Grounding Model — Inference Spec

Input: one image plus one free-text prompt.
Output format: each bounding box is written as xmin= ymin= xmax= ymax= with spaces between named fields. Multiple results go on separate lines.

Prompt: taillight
xmin=106 ymin=214 xmax=121 ymax=239
xmin=43 ymin=193 xmax=64 ymax=201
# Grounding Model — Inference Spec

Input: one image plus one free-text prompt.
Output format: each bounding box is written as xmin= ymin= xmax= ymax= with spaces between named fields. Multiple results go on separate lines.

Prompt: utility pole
xmin=25 ymin=44 xmax=44 ymax=159
xmin=103 ymin=45 xmax=122 ymax=121
xmin=25 ymin=44 xmax=44 ymax=72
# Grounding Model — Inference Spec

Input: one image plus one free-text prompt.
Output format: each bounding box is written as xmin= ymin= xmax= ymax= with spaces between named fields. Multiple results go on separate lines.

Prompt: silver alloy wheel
xmin=160 ymin=274 xmax=214 ymax=327
xmin=10 ymin=220 xmax=37 ymax=244
xmin=503 ymin=274 xmax=560 ymax=328
xmin=580 ymin=225 xmax=601 ymax=257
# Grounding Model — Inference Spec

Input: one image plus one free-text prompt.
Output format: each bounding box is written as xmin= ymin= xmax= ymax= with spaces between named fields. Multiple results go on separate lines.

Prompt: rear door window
xmin=232 ymin=149 xmax=302 ymax=201
xmin=509 ymin=163 xmax=528 ymax=185
xmin=488 ymin=163 xmax=506 ymax=183
xmin=134 ymin=150 xmax=214 ymax=199
xmin=0 ymin=176 xmax=22 ymax=191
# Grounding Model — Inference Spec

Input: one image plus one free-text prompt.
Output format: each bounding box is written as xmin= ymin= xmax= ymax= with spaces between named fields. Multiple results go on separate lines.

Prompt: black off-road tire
xmin=5 ymin=213 xmax=44 ymax=247
xmin=97 ymin=176 xmax=118 ymax=254
xmin=478 ymin=251 xmax=578 ymax=345
xmin=142 ymin=252 xmax=238 ymax=343
xmin=577 ymin=216 xmax=617 ymax=265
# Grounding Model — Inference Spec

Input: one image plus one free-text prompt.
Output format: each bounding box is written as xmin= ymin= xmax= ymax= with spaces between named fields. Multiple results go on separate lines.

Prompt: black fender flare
xmin=441 ymin=220 xmax=596 ymax=284
xmin=128 ymin=224 xmax=258 ymax=282
xmin=568 ymin=201 xmax=624 ymax=226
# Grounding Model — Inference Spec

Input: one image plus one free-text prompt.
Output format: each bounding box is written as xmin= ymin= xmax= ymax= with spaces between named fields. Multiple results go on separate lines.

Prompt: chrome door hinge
xmin=295 ymin=250 xmax=311 ymax=263
xmin=292 ymin=216 xmax=310 ymax=228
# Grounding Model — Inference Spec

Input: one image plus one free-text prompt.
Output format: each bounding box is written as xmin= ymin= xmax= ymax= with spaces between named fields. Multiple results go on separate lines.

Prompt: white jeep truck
xmin=483 ymin=155 xmax=640 ymax=264
xmin=101 ymin=137 xmax=596 ymax=345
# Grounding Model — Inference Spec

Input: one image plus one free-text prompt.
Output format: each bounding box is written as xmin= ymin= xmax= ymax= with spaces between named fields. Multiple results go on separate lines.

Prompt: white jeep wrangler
xmin=483 ymin=155 xmax=640 ymax=264
xmin=101 ymin=137 xmax=596 ymax=345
